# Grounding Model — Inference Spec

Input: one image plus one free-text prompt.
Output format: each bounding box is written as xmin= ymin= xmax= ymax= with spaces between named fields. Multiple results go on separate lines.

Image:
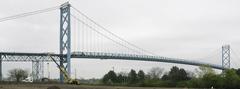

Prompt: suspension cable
xmin=71 ymin=6 xmax=156 ymax=55
xmin=71 ymin=14 xmax=142 ymax=54
xmin=230 ymin=48 xmax=240 ymax=66
xmin=0 ymin=6 xmax=60 ymax=22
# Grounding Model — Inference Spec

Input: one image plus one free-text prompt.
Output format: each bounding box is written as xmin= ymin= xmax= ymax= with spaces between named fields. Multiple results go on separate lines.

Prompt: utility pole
xmin=47 ymin=63 xmax=50 ymax=79
xmin=75 ymin=68 xmax=77 ymax=79
xmin=112 ymin=66 xmax=115 ymax=71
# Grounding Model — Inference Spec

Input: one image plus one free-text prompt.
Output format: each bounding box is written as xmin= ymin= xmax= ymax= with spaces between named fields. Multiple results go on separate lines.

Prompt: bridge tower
xmin=222 ymin=45 xmax=230 ymax=69
xmin=60 ymin=2 xmax=71 ymax=83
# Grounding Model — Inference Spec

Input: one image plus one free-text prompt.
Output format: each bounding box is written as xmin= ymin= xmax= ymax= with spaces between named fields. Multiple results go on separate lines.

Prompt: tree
xmin=128 ymin=69 xmax=137 ymax=84
xmin=102 ymin=70 xmax=117 ymax=84
xmin=236 ymin=68 xmax=240 ymax=76
xmin=187 ymin=71 xmax=196 ymax=79
xmin=137 ymin=70 xmax=145 ymax=83
xmin=164 ymin=66 xmax=189 ymax=81
xmin=223 ymin=69 xmax=240 ymax=89
xmin=102 ymin=74 xmax=109 ymax=84
xmin=161 ymin=74 xmax=168 ymax=80
xmin=179 ymin=68 xmax=189 ymax=80
xmin=147 ymin=67 xmax=164 ymax=80
xmin=117 ymin=72 xmax=128 ymax=84
xmin=168 ymin=66 xmax=180 ymax=81
xmin=8 ymin=68 xmax=29 ymax=82
xmin=117 ymin=74 xmax=124 ymax=83
xmin=202 ymin=72 xmax=221 ymax=88
xmin=196 ymin=65 xmax=215 ymax=78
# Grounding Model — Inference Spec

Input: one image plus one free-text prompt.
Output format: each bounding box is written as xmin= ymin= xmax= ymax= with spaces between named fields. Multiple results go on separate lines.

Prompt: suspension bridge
xmin=0 ymin=2 xmax=234 ymax=83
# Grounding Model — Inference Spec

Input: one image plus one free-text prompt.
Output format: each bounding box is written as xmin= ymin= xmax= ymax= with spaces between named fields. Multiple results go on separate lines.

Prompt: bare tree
xmin=147 ymin=67 xmax=164 ymax=79
xmin=8 ymin=68 xmax=29 ymax=82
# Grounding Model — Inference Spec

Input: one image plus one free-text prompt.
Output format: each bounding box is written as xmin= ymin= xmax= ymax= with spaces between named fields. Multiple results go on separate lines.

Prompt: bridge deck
xmin=0 ymin=52 xmax=224 ymax=70
xmin=0 ymin=52 xmax=60 ymax=62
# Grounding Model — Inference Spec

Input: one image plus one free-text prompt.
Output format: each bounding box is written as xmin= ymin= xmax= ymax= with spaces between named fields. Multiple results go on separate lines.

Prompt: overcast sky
xmin=0 ymin=0 xmax=240 ymax=79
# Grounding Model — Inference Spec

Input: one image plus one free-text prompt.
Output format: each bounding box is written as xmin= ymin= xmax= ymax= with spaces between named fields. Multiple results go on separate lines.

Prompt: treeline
xmin=101 ymin=66 xmax=240 ymax=89
xmin=188 ymin=68 xmax=240 ymax=89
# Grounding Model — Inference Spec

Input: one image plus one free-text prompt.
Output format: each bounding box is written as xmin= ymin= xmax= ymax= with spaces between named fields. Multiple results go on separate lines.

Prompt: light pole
xmin=112 ymin=66 xmax=115 ymax=71
xmin=47 ymin=63 xmax=50 ymax=79
xmin=75 ymin=68 xmax=77 ymax=79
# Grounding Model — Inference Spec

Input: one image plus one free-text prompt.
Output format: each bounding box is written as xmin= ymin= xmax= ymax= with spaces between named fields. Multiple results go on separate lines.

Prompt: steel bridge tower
xmin=222 ymin=45 xmax=230 ymax=69
xmin=60 ymin=2 xmax=71 ymax=83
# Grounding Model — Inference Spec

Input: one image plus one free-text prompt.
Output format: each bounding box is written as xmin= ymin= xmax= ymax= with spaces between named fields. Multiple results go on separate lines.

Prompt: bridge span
xmin=0 ymin=52 xmax=224 ymax=70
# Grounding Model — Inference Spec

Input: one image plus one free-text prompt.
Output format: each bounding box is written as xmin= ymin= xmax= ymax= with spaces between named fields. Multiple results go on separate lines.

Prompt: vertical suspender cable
xmin=73 ymin=16 xmax=77 ymax=51
xmin=71 ymin=6 xmax=156 ymax=56
xmin=81 ymin=16 xmax=83 ymax=52
xmin=76 ymin=17 xmax=78 ymax=51
xmin=71 ymin=14 xmax=142 ymax=55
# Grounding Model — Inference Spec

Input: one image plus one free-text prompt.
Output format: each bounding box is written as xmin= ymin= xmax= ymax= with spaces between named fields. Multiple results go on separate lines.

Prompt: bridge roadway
xmin=0 ymin=52 xmax=224 ymax=70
